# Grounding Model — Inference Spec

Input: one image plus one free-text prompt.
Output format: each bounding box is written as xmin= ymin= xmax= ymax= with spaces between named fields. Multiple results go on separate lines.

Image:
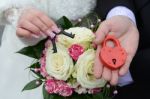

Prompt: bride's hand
xmin=16 ymin=8 xmax=60 ymax=38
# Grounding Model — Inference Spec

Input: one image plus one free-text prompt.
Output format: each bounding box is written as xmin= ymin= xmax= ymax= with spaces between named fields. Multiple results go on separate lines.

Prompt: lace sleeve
xmin=0 ymin=8 xmax=22 ymax=27
xmin=0 ymin=0 xmax=35 ymax=26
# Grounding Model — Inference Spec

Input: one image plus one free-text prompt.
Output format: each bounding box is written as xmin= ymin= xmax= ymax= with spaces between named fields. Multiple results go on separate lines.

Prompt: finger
xmin=38 ymin=13 xmax=57 ymax=29
xmin=38 ymin=14 xmax=60 ymax=34
xmin=94 ymin=21 xmax=111 ymax=45
xmin=16 ymin=28 xmax=32 ymax=38
xmin=18 ymin=21 xmax=40 ymax=35
xmin=31 ymin=17 xmax=49 ymax=33
xmin=110 ymin=70 xmax=119 ymax=86
xmin=94 ymin=46 xmax=103 ymax=78
xmin=102 ymin=67 xmax=112 ymax=81
xmin=119 ymin=54 xmax=133 ymax=76
xmin=119 ymin=30 xmax=139 ymax=76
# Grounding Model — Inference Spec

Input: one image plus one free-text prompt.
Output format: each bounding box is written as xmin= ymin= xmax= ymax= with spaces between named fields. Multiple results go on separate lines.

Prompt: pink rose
xmin=57 ymin=81 xmax=73 ymax=96
xmin=68 ymin=44 xmax=84 ymax=61
xmin=39 ymin=56 xmax=48 ymax=77
xmin=40 ymin=57 xmax=45 ymax=67
xmin=45 ymin=79 xmax=58 ymax=94
xmin=45 ymin=40 xmax=51 ymax=48
xmin=45 ymin=80 xmax=73 ymax=96
xmin=40 ymin=66 xmax=48 ymax=77
xmin=58 ymin=85 xmax=73 ymax=97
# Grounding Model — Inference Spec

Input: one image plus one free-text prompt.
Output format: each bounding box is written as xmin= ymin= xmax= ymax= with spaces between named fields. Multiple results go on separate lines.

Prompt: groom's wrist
xmin=106 ymin=6 xmax=136 ymax=25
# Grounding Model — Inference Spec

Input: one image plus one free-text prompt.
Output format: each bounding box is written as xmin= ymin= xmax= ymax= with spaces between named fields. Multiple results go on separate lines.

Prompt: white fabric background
xmin=0 ymin=26 xmax=4 ymax=45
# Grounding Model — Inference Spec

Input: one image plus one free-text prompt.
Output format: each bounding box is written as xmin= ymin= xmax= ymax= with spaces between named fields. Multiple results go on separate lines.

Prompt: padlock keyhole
xmin=112 ymin=59 xmax=117 ymax=65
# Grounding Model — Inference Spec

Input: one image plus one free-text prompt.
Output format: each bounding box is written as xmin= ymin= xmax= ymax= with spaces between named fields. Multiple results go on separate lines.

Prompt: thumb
xmin=94 ymin=21 xmax=111 ymax=45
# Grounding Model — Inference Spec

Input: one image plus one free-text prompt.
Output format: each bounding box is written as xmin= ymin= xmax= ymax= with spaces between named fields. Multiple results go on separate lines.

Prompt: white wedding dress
xmin=0 ymin=0 xmax=96 ymax=99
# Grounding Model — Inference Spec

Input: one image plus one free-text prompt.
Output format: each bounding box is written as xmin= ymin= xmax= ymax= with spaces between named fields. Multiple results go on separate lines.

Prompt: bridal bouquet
xmin=18 ymin=14 xmax=116 ymax=99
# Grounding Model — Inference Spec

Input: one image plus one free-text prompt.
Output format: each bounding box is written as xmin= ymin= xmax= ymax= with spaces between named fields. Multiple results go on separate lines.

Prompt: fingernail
xmin=31 ymin=34 xmax=40 ymax=38
xmin=51 ymin=26 xmax=61 ymax=33
xmin=46 ymin=29 xmax=56 ymax=38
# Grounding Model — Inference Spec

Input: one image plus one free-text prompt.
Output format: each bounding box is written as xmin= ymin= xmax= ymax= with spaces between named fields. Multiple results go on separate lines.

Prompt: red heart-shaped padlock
xmin=100 ymin=35 xmax=127 ymax=70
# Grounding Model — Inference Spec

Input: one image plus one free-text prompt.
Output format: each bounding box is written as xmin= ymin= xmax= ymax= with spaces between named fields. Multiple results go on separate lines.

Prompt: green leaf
xmin=68 ymin=93 xmax=92 ymax=99
xmin=50 ymin=94 xmax=64 ymax=99
xmin=57 ymin=16 xmax=73 ymax=29
xmin=29 ymin=62 xmax=41 ymax=68
xmin=22 ymin=79 xmax=42 ymax=91
xmin=29 ymin=62 xmax=44 ymax=79
xmin=43 ymin=87 xmax=64 ymax=99
xmin=103 ymin=85 xmax=111 ymax=98
xmin=17 ymin=39 xmax=47 ymax=59
xmin=43 ymin=85 xmax=51 ymax=99
xmin=74 ymin=12 xmax=101 ymax=32
xmin=92 ymin=93 xmax=104 ymax=99
xmin=31 ymin=69 xmax=44 ymax=79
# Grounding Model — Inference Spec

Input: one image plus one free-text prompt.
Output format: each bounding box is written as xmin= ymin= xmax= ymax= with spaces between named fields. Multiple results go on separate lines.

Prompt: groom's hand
xmin=93 ymin=16 xmax=139 ymax=85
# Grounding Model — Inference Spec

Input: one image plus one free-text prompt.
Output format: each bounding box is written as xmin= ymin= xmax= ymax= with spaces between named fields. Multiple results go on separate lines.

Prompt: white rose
xmin=75 ymin=49 xmax=106 ymax=89
xmin=57 ymin=27 xmax=95 ymax=50
xmin=45 ymin=43 xmax=74 ymax=81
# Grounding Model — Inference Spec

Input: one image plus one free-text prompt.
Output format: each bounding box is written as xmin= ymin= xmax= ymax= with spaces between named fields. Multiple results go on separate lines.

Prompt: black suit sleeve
xmin=95 ymin=0 xmax=135 ymax=20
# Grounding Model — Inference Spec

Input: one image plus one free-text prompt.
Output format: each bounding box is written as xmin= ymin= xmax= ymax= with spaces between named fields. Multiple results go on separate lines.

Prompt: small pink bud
xmin=34 ymin=68 xmax=40 ymax=73
xmin=113 ymin=90 xmax=118 ymax=95
xmin=106 ymin=84 xmax=110 ymax=88
xmin=36 ymin=81 xmax=40 ymax=85
xmin=90 ymin=24 xmax=94 ymax=28
xmin=97 ymin=19 xmax=101 ymax=22
xmin=78 ymin=18 xmax=82 ymax=22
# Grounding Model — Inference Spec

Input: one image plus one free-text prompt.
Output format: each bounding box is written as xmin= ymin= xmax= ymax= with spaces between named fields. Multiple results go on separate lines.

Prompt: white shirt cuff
xmin=118 ymin=71 xmax=133 ymax=86
xmin=107 ymin=6 xmax=135 ymax=86
xmin=106 ymin=6 xmax=136 ymax=25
